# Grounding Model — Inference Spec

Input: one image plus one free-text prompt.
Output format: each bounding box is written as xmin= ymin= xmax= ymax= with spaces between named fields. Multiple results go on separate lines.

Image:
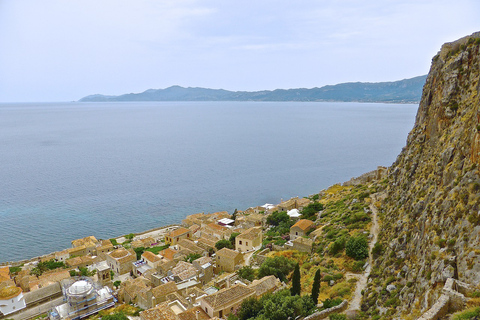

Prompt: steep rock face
xmin=363 ymin=32 xmax=480 ymax=319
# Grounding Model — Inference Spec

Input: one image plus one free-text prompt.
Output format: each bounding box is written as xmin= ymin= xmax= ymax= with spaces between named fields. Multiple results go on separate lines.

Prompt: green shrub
xmin=329 ymin=314 xmax=347 ymax=320
xmin=322 ymin=298 xmax=342 ymax=309
xmin=345 ymin=235 xmax=369 ymax=260
xmin=453 ymin=307 xmax=480 ymax=320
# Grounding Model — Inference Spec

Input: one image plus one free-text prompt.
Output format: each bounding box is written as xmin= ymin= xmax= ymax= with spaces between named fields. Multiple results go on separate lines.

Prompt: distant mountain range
xmin=79 ymin=75 xmax=427 ymax=103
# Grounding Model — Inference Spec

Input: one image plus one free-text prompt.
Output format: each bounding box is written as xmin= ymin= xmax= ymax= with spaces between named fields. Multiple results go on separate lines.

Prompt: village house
xmin=277 ymin=197 xmax=311 ymax=212
xmin=235 ymin=227 xmax=262 ymax=253
xmin=55 ymin=249 xmax=70 ymax=262
xmin=248 ymin=275 xmax=281 ymax=297
xmin=165 ymin=227 xmax=192 ymax=245
xmin=292 ymin=237 xmax=314 ymax=253
xmin=105 ymin=248 xmax=137 ymax=275
xmin=142 ymin=251 xmax=163 ymax=269
xmin=71 ymin=235 xmax=99 ymax=256
xmin=192 ymin=256 xmax=213 ymax=285
xmin=118 ymin=276 xmax=151 ymax=305
xmin=141 ymin=281 xmax=179 ymax=309
xmin=95 ymin=240 xmax=114 ymax=258
xmin=200 ymin=284 xmax=255 ymax=318
xmin=67 ymin=246 xmax=87 ymax=257
xmin=201 ymin=222 xmax=231 ymax=241
xmin=177 ymin=239 xmax=206 ymax=256
xmin=182 ymin=211 xmax=231 ymax=228
xmin=131 ymin=237 xmax=156 ymax=249
xmin=140 ymin=302 xmax=210 ymax=320
xmin=290 ymin=219 xmax=315 ymax=240
xmin=169 ymin=261 xmax=198 ymax=282
xmin=66 ymin=256 xmax=96 ymax=269
xmin=215 ymin=248 xmax=242 ymax=273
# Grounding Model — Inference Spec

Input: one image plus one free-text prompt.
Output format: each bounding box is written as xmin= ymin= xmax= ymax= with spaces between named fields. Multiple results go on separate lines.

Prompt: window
xmin=296 ymin=232 xmax=298 ymax=235
xmin=239 ymin=240 xmax=242 ymax=245
xmin=246 ymin=242 xmax=248 ymax=246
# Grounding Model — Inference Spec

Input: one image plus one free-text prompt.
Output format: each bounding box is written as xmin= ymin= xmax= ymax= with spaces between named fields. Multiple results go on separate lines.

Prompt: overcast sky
xmin=0 ymin=0 xmax=479 ymax=102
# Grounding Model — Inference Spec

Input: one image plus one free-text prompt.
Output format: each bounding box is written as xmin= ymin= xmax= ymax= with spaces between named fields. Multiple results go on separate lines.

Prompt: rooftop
xmin=291 ymin=219 xmax=315 ymax=231
xmin=142 ymin=251 xmax=162 ymax=263
xmin=168 ymin=227 xmax=190 ymax=238
xmin=216 ymin=247 xmax=240 ymax=259
xmin=0 ymin=286 xmax=22 ymax=300
xmin=202 ymin=284 xmax=255 ymax=309
xmin=237 ymin=227 xmax=262 ymax=240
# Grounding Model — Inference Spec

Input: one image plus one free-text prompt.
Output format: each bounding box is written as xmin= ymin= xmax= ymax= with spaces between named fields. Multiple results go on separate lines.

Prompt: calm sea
xmin=0 ymin=101 xmax=417 ymax=262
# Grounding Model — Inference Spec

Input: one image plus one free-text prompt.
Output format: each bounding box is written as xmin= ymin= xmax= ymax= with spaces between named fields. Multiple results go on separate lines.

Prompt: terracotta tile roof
xmin=237 ymin=227 xmax=262 ymax=240
xmin=178 ymin=307 xmax=210 ymax=320
xmin=151 ymin=281 xmax=178 ymax=299
xmin=160 ymin=248 xmax=177 ymax=261
xmin=68 ymin=245 xmax=86 ymax=254
xmin=72 ymin=236 xmax=98 ymax=248
xmin=185 ymin=286 xmax=206 ymax=297
xmin=55 ymin=249 xmax=69 ymax=257
xmin=188 ymin=224 xmax=201 ymax=233
xmin=140 ymin=302 xmax=177 ymax=320
xmin=38 ymin=270 xmax=70 ymax=286
xmin=171 ymin=262 xmax=197 ymax=281
xmin=109 ymin=248 xmax=130 ymax=259
xmin=177 ymin=239 xmax=205 ymax=255
xmin=216 ymin=248 xmax=241 ymax=260
xmin=167 ymin=227 xmax=190 ymax=238
xmin=291 ymin=219 xmax=315 ymax=231
xmin=142 ymin=251 xmax=162 ymax=263
xmin=192 ymin=256 xmax=211 ymax=266
xmin=245 ymin=213 xmax=264 ymax=222
xmin=206 ymin=222 xmax=227 ymax=232
xmin=66 ymin=256 xmax=94 ymax=267
xmin=202 ymin=284 xmax=255 ymax=309
xmin=123 ymin=277 xmax=151 ymax=300
xmin=248 ymin=275 xmax=280 ymax=296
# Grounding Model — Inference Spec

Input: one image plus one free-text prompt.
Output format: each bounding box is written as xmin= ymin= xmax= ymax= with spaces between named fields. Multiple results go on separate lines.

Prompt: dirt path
xmin=345 ymin=193 xmax=380 ymax=312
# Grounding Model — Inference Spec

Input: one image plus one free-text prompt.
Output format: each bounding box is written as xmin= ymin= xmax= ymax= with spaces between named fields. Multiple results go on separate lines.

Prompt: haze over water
xmin=0 ymin=101 xmax=417 ymax=262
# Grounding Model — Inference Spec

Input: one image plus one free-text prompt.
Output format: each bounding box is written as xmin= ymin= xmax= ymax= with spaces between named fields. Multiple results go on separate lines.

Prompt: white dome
xmin=67 ymin=280 xmax=93 ymax=296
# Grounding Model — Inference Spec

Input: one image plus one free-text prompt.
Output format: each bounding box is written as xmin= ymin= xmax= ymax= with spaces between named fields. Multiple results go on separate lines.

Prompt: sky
xmin=0 ymin=0 xmax=479 ymax=102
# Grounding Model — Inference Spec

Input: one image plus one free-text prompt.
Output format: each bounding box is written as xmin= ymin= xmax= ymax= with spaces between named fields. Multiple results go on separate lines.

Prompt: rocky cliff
xmin=362 ymin=32 xmax=480 ymax=318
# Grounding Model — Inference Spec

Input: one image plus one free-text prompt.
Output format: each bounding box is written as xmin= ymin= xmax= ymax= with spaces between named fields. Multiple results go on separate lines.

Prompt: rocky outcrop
xmin=361 ymin=32 xmax=480 ymax=318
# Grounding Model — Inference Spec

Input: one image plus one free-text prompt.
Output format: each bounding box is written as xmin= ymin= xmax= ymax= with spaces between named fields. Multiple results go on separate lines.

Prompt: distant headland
xmin=79 ymin=75 xmax=426 ymax=103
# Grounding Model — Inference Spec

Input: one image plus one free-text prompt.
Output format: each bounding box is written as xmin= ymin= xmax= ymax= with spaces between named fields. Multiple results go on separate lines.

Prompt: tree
xmin=229 ymin=232 xmax=240 ymax=246
xmin=102 ymin=313 xmax=128 ymax=320
xmin=290 ymin=263 xmax=301 ymax=296
xmin=215 ymin=239 xmax=233 ymax=250
xmin=113 ymin=280 xmax=121 ymax=289
xmin=311 ymin=269 xmax=321 ymax=304
xmin=232 ymin=208 xmax=238 ymax=221
xmin=258 ymin=256 xmax=296 ymax=282
xmin=238 ymin=266 xmax=255 ymax=282
xmin=125 ymin=233 xmax=135 ymax=241
xmin=301 ymin=202 xmax=324 ymax=220
xmin=345 ymin=235 xmax=369 ymax=260
xmin=184 ymin=253 xmax=202 ymax=263
xmin=237 ymin=297 xmax=262 ymax=320
xmin=134 ymin=246 xmax=145 ymax=260
xmin=267 ymin=211 xmax=289 ymax=226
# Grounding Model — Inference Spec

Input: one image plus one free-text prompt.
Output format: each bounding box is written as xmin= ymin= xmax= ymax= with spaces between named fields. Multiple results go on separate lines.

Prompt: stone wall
xmin=303 ymin=300 xmax=348 ymax=320
xmin=417 ymin=278 xmax=470 ymax=320
xmin=342 ymin=166 xmax=387 ymax=186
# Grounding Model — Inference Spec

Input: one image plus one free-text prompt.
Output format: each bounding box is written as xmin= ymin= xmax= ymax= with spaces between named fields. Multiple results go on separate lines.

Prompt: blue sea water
xmin=0 ymin=101 xmax=417 ymax=262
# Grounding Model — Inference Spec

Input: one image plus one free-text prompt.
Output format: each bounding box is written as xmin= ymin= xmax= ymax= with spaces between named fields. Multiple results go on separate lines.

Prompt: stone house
xmin=131 ymin=237 xmax=156 ymax=249
xmin=290 ymin=219 xmax=315 ymax=241
xmin=177 ymin=239 xmax=206 ymax=256
xmin=67 ymin=246 xmax=87 ymax=257
xmin=141 ymin=281 xmax=178 ymax=309
xmin=277 ymin=197 xmax=311 ymax=212
xmin=55 ymin=250 xmax=70 ymax=262
xmin=202 ymin=223 xmax=230 ymax=240
xmin=66 ymin=256 xmax=96 ymax=269
xmin=200 ymin=284 xmax=255 ymax=318
xmin=235 ymin=227 xmax=262 ymax=253
xmin=215 ymin=248 xmax=242 ymax=273
xmin=292 ymin=237 xmax=314 ymax=253
xmin=141 ymin=251 xmax=163 ymax=269
xmin=165 ymin=227 xmax=192 ymax=245
xmin=140 ymin=302 xmax=210 ymax=320
xmin=105 ymin=248 xmax=137 ymax=275
xmin=71 ymin=236 xmax=99 ymax=255
xmin=170 ymin=261 xmax=198 ymax=282
xmin=95 ymin=240 xmax=114 ymax=258
xmin=192 ymin=256 xmax=213 ymax=285
xmin=248 ymin=275 xmax=281 ymax=297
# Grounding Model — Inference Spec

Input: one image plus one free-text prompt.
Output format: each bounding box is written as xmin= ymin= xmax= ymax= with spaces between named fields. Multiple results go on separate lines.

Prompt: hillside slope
xmin=362 ymin=33 xmax=480 ymax=318
xmin=79 ymin=76 xmax=426 ymax=103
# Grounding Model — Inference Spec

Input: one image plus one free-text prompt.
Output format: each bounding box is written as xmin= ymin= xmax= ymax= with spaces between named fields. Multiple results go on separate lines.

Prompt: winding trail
xmin=345 ymin=193 xmax=380 ymax=312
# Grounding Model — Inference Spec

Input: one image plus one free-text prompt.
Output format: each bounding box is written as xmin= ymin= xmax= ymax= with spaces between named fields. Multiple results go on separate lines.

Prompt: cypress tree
xmin=311 ymin=269 xmax=321 ymax=304
xmin=291 ymin=263 xmax=301 ymax=296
